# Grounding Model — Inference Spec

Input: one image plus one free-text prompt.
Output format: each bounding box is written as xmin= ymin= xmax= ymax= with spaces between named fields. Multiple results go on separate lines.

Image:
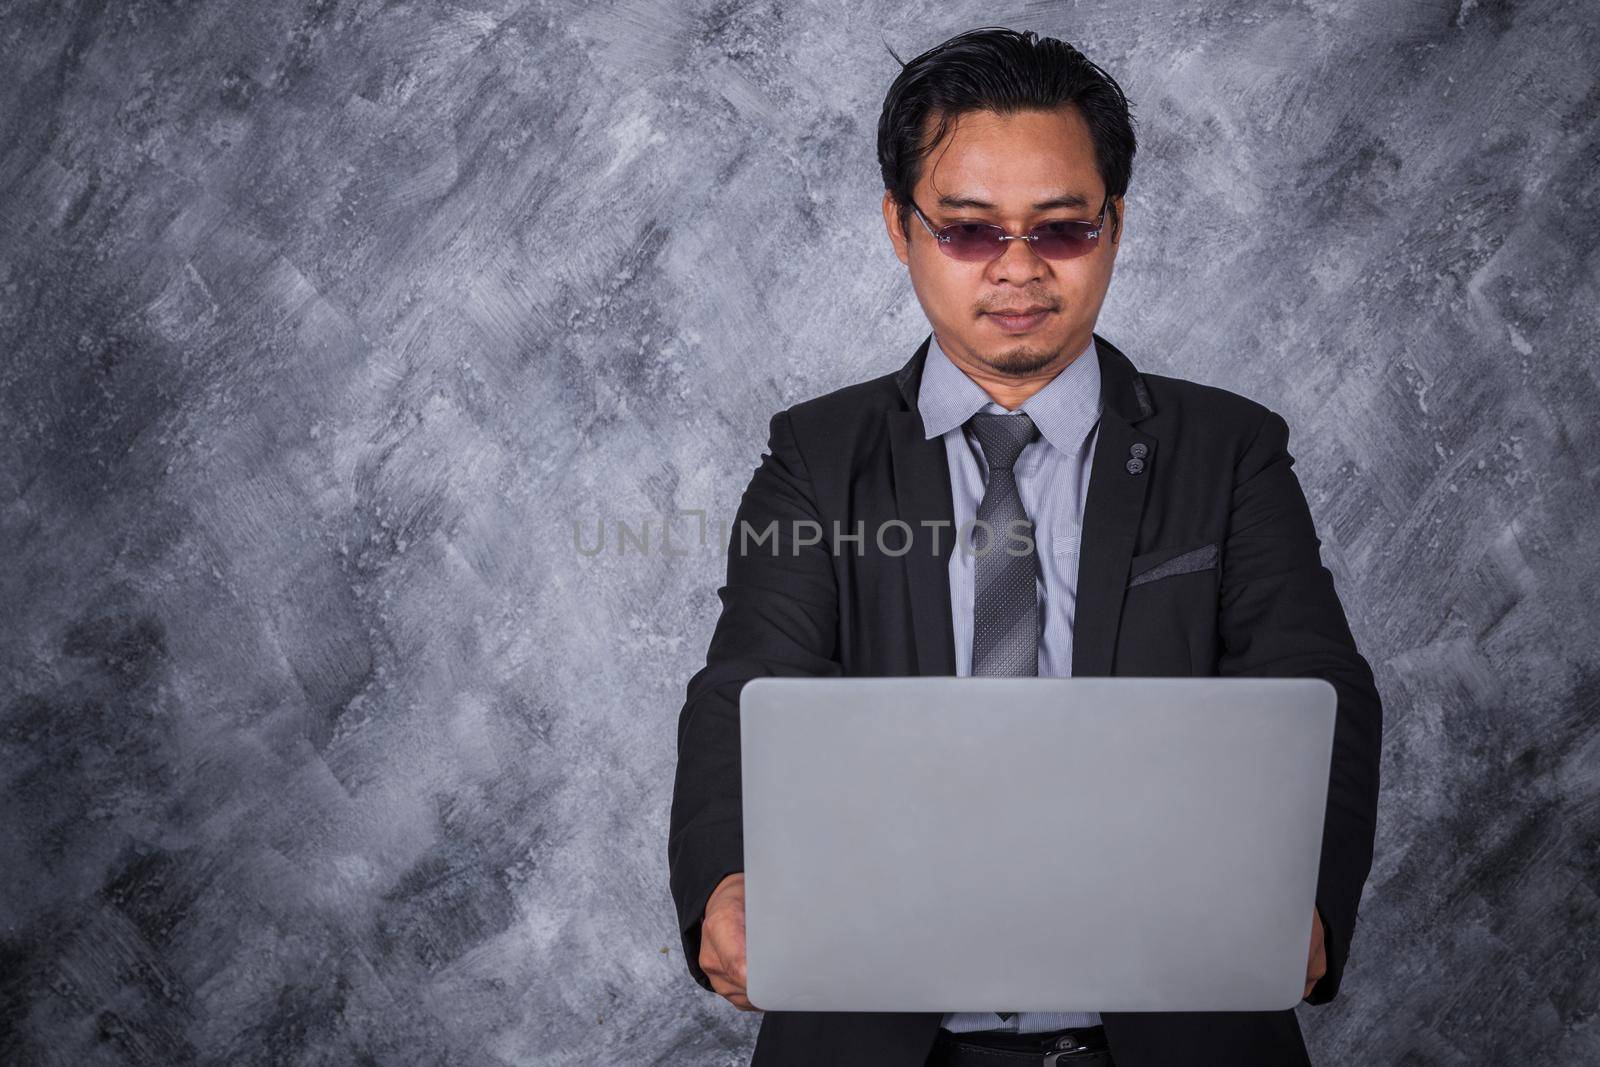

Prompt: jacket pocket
xmin=1127 ymin=540 xmax=1219 ymax=588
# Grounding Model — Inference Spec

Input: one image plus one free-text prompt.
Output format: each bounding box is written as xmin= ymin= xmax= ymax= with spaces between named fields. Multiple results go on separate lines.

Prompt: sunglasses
xmin=908 ymin=195 xmax=1111 ymax=262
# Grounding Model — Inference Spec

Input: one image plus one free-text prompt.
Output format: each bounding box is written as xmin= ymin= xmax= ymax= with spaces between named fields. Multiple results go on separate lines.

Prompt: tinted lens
xmin=1029 ymin=220 xmax=1100 ymax=259
xmin=938 ymin=223 xmax=1009 ymax=261
xmin=936 ymin=220 xmax=1100 ymax=261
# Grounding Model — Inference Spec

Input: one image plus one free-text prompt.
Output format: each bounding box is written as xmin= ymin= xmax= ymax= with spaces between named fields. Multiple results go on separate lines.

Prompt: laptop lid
xmin=739 ymin=676 xmax=1336 ymax=1013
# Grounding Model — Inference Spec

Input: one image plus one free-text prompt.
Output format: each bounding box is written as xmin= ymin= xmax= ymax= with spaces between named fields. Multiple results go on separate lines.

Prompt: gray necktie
xmin=966 ymin=411 xmax=1040 ymax=1026
xmin=967 ymin=412 xmax=1042 ymax=679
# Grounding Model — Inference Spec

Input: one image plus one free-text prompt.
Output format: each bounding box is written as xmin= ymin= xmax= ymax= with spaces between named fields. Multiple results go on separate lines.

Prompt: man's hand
xmin=700 ymin=873 xmax=757 ymax=1011
xmin=1303 ymin=907 xmax=1327 ymax=1000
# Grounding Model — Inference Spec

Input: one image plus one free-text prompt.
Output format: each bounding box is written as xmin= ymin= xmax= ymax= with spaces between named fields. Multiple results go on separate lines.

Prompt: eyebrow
xmin=935 ymin=193 xmax=1093 ymax=212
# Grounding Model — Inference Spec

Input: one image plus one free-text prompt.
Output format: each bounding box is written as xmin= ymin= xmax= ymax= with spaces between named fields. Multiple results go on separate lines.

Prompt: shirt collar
xmin=917 ymin=330 xmax=1103 ymax=455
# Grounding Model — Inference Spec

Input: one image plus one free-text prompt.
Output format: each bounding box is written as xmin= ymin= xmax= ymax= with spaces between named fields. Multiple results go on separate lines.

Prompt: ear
xmin=883 ymin=190 xmax=911 ymax=266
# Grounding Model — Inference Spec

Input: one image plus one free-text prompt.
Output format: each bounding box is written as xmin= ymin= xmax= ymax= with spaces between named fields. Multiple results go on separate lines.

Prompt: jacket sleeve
xmin=667 ymin=407 xmax=842 ymax=990
xmin=1215 ymin=406 xmax=1383 ymax=1006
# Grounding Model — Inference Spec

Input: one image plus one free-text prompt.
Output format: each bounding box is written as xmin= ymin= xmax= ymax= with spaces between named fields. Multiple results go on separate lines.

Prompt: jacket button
xmin=1126 ymin=457 xmax=1145 ymax=474
xmin=1129 ymin=442 xmax=1148 ymax=458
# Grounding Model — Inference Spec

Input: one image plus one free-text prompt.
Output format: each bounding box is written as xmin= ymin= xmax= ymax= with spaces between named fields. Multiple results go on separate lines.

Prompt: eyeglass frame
xmin=906 ymin=193 xmax=1114 ymax=260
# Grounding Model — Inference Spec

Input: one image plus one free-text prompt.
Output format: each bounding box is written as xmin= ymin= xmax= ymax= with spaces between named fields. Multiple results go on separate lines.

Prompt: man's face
xmin=883 ymin=105 xmax=1123 ymax=379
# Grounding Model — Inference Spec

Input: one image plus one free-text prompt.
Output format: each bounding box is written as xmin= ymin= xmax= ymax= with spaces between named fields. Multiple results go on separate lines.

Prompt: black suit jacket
xmin=668 ymin=333 xmax=1383 ymax=1067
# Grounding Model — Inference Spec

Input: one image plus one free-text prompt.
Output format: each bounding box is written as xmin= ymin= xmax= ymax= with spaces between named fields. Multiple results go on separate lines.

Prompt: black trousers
xmin=748 ymin=1009 xmax=1313 ymax=1066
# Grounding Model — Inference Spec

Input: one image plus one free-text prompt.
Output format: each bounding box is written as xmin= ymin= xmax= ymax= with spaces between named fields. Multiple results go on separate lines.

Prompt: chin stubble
xmin=983 ymin=346 xmax=1061 ymax=377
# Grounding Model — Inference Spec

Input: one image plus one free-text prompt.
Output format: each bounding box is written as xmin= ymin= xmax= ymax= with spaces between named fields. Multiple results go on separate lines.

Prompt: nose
xmin=987 ymin=233 xmax=1048 ymax=286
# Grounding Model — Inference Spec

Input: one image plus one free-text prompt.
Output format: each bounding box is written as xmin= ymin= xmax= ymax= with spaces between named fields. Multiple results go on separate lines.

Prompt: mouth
xmin=983 ymin=307 xmax=1054 ymax=333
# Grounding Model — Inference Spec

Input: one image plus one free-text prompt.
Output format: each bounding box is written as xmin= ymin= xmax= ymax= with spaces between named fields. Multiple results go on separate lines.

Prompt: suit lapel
xmin=888 ymin=412 xmax=957 ymax=676
xmin=1071 ymin=334 xmax=1158 ymax=677
xmin=888 ymin=335 xmax=958 ymax=677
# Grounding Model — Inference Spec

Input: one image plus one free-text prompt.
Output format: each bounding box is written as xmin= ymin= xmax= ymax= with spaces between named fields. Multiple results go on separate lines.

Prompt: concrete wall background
xmin=2 ymin=1 xmax=1596 ymax=1063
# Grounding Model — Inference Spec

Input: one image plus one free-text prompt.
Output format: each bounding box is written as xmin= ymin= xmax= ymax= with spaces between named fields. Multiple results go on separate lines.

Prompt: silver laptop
xmin=738 ymin=676 xmax=1336 ymax=1013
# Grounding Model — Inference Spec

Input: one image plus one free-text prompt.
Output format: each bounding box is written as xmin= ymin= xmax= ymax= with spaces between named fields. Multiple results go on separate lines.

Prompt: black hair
xmin=877 ymin=27 xmax=1138 ymax=243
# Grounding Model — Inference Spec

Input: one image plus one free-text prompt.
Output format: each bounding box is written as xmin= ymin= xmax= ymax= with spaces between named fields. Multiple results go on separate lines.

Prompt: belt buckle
xmin=1042 ymin=1033 xmax=1092 ymax=1066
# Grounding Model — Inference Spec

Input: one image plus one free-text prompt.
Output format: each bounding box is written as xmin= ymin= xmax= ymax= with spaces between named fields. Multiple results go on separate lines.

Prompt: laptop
xmin=738 ymin=676 xmax=1336 ymax=1013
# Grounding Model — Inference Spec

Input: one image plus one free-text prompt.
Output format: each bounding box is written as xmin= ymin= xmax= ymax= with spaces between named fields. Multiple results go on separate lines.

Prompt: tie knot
xmin=967 ymin=411 xmax=1039 ymax=472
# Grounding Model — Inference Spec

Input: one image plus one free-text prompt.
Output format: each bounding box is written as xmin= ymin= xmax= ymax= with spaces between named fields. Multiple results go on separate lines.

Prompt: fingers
xmin=1302 ymin=908 xmax=1327 ymax=999
xmin=705 ymin=953 xmax=757 ymax=1011
xmin=1304 ymin=957 xmax=1327 ymax=998
xmin=1303 ymin=951 xmax=1327 ymax=999
xmin=701 ymin=928 xmax=755 ymax=1011
xmin=707 ymin=969 xmax=753 ymax=1009
xmin=1303 ymin=959 xmax=1326 ymax=998
xmin=701 ymin=873 xmax=755 ymax=1011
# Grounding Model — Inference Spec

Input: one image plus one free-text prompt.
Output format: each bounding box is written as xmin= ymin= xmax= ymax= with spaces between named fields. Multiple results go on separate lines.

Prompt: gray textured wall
xmin=2 ymin=1 xmax=1596 ymax=1064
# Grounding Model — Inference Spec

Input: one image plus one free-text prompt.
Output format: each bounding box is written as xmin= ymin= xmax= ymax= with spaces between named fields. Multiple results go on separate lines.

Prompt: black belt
xmin=929 ymin=1025 xmax=1114 ymax=1067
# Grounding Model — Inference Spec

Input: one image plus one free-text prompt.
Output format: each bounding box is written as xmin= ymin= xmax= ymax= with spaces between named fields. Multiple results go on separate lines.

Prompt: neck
xmin=938 ymin=332 xmax=1092 ymax=411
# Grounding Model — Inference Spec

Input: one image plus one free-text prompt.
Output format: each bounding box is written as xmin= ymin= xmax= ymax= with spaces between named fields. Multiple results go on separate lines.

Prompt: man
xmin=668 ymin=27 xmax=1382 ymax=1067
